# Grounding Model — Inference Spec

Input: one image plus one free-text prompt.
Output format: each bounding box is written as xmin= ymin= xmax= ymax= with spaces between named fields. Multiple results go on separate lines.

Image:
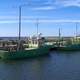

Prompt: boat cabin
xmin=28 ymin=35 xmax=45 ymax=48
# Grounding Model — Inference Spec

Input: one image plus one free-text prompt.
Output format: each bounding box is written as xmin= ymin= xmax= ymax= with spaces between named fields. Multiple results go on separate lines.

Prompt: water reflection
xmin=0 ymin=52 xmax=80 ymax=80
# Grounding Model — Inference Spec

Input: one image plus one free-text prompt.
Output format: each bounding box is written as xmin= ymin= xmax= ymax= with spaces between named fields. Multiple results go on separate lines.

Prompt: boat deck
xmin=25 ymin=47 xmax=38 ymax=50
xmin=0 ymin=50 xmax=8 ymax=53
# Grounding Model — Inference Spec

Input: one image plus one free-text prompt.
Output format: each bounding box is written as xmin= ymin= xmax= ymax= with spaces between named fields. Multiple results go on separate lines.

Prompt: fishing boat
xmin=0 ymin=11 xmax=53 ymax=60
xmin=52 ymin=44 xmax=80 ymax=51
xmin=0 ymin=38 xmax=53 ymax=60
xmin=52 ymin=25 xmax=80 ymax=51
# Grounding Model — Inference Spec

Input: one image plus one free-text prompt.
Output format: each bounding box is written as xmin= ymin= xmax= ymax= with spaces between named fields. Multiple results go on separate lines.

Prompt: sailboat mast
xmin=36 ymin=19 xmax=39 ymax=38
xmin=76 ymin=22 xmax=78 ymax=41
xmin=36 ymin=19 xmax=39 ymax=46
xmin=19 ymin=6 xmax=21 ymax=41
xmin=59 ymin=27 xmax=61 ymax=47
xmin=18 ymin=6 xmax=21 ymax=50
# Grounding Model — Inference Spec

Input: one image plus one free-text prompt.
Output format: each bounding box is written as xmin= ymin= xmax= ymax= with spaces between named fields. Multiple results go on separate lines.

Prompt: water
xmin=0 ymin=51 xmax=80 ymax=80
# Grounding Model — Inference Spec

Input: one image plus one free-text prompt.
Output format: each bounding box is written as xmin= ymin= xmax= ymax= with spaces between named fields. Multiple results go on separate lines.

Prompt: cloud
xmin=55 ymin=0 xmax=80 ymax=7
xmin=0 ymin=19 xmax=80 ymax=23
xmin=0 ymin=16 xmax=18 ymax=20
xmin=0 ymin=16 xmax=51 ymax=21
xmin=41 ymin=0 xmax=80 ymax=10
xmin=39 ymin=19 xmax=80 ymax=23
xmin=25 ymin=0 xmax=56 ymax=10
xmin=33 ymin=6 xmax=55 ymax=10
xmin=0 ymin=20 xmax=18 ymax=23
xmin=0 ymin=16 xmax=80 ymax=23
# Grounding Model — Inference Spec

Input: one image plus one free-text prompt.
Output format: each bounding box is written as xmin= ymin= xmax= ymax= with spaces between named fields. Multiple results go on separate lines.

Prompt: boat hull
xmin=52 ymin=45 xmax=80 ymax=51
xmin=0 ymin=45 xmax=52 ymax=60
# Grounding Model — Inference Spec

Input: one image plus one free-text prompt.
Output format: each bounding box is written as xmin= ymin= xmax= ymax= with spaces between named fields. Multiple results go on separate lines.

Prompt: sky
xmin=0 ymin=0 xmax=80 ymax=37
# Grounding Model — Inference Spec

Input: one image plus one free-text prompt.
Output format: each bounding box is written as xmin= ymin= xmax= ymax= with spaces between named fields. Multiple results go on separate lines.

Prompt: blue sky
xmin=0 ymin=0 xmax=80 ymax=37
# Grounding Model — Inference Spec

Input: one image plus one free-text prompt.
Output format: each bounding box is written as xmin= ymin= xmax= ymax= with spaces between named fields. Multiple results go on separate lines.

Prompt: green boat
xmin=0 ymin=44 xmax=52 ymax=60
xmin=0 ymin=35 xmax=53 ymax=60
xmin=52 ymin=44 xmax=80 ymax=51
xmin=0 ymin=16 xmax=53 ymax=60
xmin=52 ymin=26 xmax=80 ymax=51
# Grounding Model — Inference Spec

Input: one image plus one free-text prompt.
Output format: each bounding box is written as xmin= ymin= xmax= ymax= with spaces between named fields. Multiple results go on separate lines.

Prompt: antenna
xmin=36 ymin=19 xmax=39 ymax=39
xmin=59 ymin=27 xmax=61 ymax=47
xmin=76 ymin=22 xmax=78 ymax=41
xmin=36 ymin=18 xmax=39 ymax=46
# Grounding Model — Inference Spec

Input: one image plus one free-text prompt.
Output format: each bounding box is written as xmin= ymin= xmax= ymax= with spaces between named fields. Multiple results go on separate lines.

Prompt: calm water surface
xmin=0 ymin=51 xmax=80 ymax=80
